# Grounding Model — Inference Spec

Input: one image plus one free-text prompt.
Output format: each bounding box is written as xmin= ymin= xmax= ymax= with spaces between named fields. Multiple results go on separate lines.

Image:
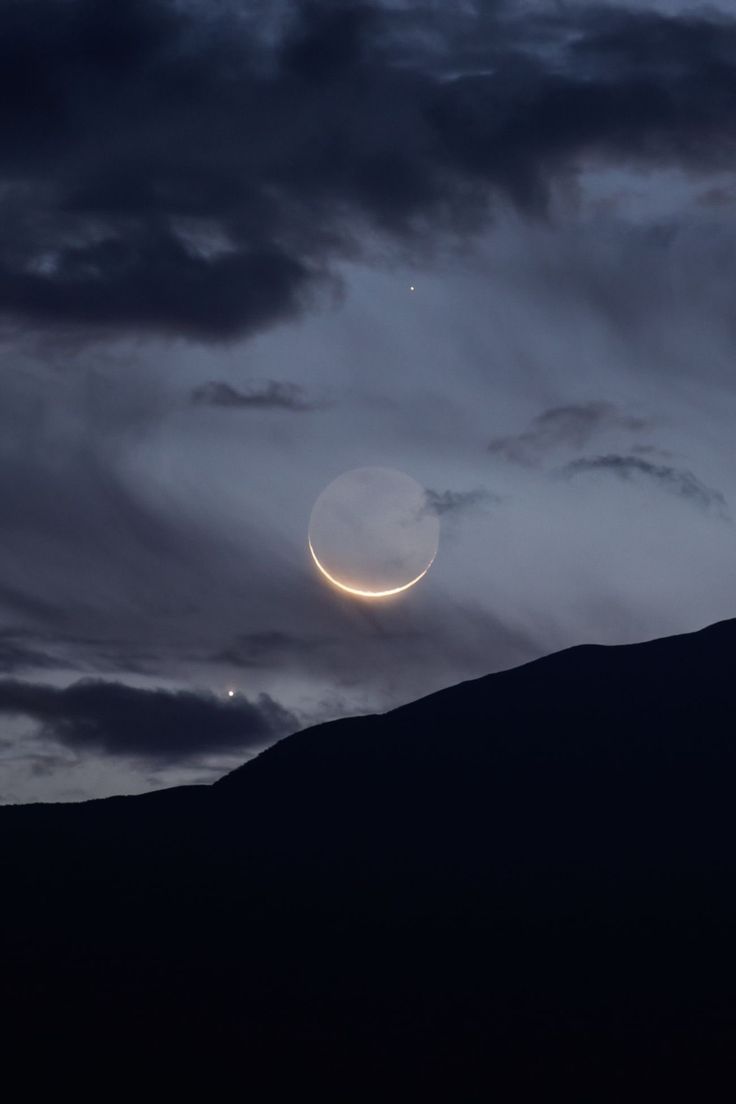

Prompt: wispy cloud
xmin=559 ymin=454 xmax=729 ymax=517
xmin=190 ymin=380 xmax=325 ymax=412
xmin=423 ymin=487 xmax=501 ymax=516
xmin=489 ymin=402 xmax=648 ymax=466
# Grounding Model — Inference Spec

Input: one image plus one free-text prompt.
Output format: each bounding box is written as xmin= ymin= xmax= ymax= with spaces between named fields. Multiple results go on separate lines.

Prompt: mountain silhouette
xmin=2 ymin=619 xmax=736 ymax=1094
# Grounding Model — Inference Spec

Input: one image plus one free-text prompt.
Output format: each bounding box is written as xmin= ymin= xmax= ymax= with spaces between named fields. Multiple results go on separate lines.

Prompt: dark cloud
xmin=190 ymin=380 xmax=324 ymax=411
xmin=1 ymin=1 xmax=736 ymax=339
xmin=424 ymin=487 xmax=499 ymax=516
xmin=488 ymin=402 xmax=648 ymax=465
xmin=560 ymin=454 xmax=729 ymax=516
xmin=0 ymin=678 xmax=297 ymax=761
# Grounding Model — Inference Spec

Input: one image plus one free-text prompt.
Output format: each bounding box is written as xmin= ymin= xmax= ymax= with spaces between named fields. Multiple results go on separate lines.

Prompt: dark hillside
xmin=2 ymin=620 xmax=736 ymax=1094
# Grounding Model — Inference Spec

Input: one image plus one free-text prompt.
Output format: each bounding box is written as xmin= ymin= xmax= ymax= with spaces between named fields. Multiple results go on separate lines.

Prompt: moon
xmin=308 ymin=540 xmax=433 ymax=598
xmin=308 ymin=467 xmax=439 ymax=599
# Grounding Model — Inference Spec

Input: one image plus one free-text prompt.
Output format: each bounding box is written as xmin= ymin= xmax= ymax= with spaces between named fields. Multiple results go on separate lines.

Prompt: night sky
xmin=2 ymin=0 xmax=736 ymax=802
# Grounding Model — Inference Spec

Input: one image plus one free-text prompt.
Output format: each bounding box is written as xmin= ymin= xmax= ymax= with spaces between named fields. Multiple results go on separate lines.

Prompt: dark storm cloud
xmin=0 ymin=678 xmax=297 ymax=760
xmin=560 ymin=454 xmax=729 ymax=516
xmin=190 ymin=380 xmax=324 ymax=411
xmin=488 ymin=402 xmax=648 ymax=465
xmin=2 ymin=0 xmax=736 ymax=339
xmin=424 ymin=488 xmax=499 ymax=516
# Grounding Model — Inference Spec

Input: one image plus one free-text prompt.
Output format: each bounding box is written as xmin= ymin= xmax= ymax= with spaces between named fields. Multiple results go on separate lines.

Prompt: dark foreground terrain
xmin=3 ymin=620 xmax=736 ymax=1094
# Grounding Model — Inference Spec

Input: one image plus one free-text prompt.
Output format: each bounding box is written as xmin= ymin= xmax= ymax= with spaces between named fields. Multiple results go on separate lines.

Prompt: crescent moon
xmin=308 ymin=538 xmax=434 ymax=599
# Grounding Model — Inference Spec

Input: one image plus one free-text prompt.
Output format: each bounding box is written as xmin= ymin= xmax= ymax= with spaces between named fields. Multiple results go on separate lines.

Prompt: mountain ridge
xmin=217 ymin=614 xmax=736 ymax=790
xmin=2 ymin=617 xmax=736 ymax=1094
xmin=3 ymin=615 xmax=732 ymax=809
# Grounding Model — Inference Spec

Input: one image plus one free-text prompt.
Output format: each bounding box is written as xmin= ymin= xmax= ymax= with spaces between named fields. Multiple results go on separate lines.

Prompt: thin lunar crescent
xmin=308 ymin=467 xmax=439 ymax=599
xmin=308 ymin=537 xmax=435 ymax=599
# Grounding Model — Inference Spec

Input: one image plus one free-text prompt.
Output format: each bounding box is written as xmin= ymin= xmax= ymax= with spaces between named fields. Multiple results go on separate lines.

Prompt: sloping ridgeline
xmin=2 ymin=620 xmax=736 ymax=1094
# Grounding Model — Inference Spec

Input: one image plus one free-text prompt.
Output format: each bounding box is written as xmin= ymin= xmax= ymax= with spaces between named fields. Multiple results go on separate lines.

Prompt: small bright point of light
xmin=227 ymin=689 xmax=235 ymax=698
xmin=409 ymin=285 xmax=415 ymax=292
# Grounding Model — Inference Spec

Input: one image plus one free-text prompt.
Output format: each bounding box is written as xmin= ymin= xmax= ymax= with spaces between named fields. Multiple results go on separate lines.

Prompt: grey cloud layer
xmin=0 ymin=678 xmax=296 ymax=760
xmin=2 ymin=0 xmax=736 ymax=339
xmin=0 ymin=633 xmax=61 ymax=674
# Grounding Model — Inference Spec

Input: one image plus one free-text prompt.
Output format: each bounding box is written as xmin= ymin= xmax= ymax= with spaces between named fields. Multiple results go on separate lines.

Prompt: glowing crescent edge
xmin=308 ymin=538 xmax=434 ymax=598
